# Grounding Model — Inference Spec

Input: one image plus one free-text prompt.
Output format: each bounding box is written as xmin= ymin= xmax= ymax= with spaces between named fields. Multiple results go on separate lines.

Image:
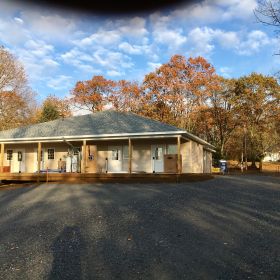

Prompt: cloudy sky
xmin=0 ymin=0 xmax=279 ymax=101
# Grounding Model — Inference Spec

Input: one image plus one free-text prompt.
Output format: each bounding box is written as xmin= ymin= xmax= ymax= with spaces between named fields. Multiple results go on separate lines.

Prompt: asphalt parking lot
xmin=0 ymin=175 xmax=279 ymax=280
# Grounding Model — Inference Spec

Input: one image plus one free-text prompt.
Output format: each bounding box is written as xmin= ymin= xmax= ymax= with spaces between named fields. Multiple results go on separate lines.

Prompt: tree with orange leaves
xmin=142 ymin=54 xmax=220 ymax=129
xmin=70 ymin=75 xmax=115 ymax=113
xmin=109 ymin=80 xmax=141 ymax=113
xmin=0 ymin=47 xmax=37 ymax=130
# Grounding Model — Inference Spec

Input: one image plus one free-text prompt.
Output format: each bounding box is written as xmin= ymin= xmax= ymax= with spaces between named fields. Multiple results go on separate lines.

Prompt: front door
xmin=151 ymin=145 xmax=165 ymax=173
xmin=108 ymin=146 xmax=122 ymax=173
xmin=12 ymin=149 xmax=25 ymax=173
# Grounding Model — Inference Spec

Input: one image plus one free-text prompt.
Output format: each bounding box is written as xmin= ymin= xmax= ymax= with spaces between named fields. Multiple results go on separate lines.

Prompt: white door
xmin=151 ymin=145 xmax=165 ymax=173
xmin=108 ymin=146 xmax=122 ymax=173
xmin=12 ymin=149 xmax=25 ymax=173
xmin=34 ymin=148 xmax=45 ymax=172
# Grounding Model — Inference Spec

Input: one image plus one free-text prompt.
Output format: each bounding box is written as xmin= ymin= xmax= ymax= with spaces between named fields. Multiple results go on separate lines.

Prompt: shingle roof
xmin=0 ymin=110 xmax=183 ymax=140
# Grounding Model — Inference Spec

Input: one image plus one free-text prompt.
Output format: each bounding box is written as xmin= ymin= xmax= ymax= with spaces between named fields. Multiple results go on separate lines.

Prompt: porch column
xmin=128 ymin=138 xmax=132 ymax=174
xmin=37 ymin=142 xmax=42 ymax=173
xmin=177 ymin=136 xmax=181 ymax=174
xmin=82 ymin=140 xmax=87 ymax=173
xmin=0 ymin=143 xmax=4 ymax=173
xmin=37 ymin=142 xmax=41 ymax=182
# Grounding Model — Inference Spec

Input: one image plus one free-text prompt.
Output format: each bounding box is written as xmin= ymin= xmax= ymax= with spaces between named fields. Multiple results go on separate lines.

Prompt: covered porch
xmin=0 ymin=135 xmax=185 ymax=176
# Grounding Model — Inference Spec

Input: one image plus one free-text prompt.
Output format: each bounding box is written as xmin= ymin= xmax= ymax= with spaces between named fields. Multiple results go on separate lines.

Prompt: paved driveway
xmin=0 ymin=175 xmax=279 ymax=280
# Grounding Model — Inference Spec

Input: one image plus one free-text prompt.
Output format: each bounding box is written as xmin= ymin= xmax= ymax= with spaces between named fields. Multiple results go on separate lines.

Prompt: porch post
xmin=82 ymin=140 xmax=87 ymax=173
xmin=37 ymin=142 xmax=41 ymax=182
xmin=37 ymin=142 xmax=42 ymax=173
xmin=128 ymin=138 xmax=132 ymax=174
xmin=0 ymin=143 xmax=4 ymax=173
xmin=177 ymin=136 xmax=181 ymax=174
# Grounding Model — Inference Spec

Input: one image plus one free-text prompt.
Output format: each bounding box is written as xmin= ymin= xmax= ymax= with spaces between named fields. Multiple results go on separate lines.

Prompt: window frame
xmin=47 ymin=148 xmax=55 ymax=160
xmin=7 ymin=149 xmax=13 ymax=161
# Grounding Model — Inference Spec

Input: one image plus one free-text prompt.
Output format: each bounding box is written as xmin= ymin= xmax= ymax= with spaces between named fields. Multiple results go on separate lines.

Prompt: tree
xmin=255 ymin=1 xmax=280 ymax=57
xmin=194 ymin=78 xmax=238 ymax=158
xmin=70 ymin=75 xmax=115 ymax=113
xmin=0 ymin=47 xmax=37 ymax=130
xmin=255 ymin=1 xmax=280 ymax=29
xmin=109 ymin=80 xmax=141 ymax=113
xmin=38 ymin=95 xmax=72 ymax=123
xmin=228 ymin=73 xmax=280 ymax=166
xmin=142 ymin=55 xmax=220 ymax=129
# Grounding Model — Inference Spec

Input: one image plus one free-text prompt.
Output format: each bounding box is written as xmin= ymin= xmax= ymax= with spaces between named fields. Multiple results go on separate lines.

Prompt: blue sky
xmin=0 ymin=0 xmax=279 ymax=102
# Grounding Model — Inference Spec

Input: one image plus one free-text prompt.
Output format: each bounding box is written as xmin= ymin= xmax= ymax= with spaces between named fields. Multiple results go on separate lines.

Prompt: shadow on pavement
xmin=49 ymin=226 xmax=84 ymax=280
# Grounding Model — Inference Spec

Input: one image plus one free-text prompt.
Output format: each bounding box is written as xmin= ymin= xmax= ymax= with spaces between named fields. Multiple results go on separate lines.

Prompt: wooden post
xmin=0 ymin=143 xmax=4 ymax=173
xmin=177 ymin=136 xmax=181 ymax=174
xmin=37 ymin=142 xmax=41 ymax=182
xmin=128 ymin=138 xmax=132 ymax=174
xmin=82 ymin=140 xmax=87 ymax=173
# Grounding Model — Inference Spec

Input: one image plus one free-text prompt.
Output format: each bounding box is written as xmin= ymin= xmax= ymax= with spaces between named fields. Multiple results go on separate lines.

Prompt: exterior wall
xmin=97 ymin=145 xmax=108 ymax=173
xmin=1 ymin=138 xmax=211 ymax=174
xmin=180 ymin=140 xmax=204 ymax=173
xmin=132 ymin=144 xmax=151 ymax=173
xmin=203 ymin=150 xmax=212 ymax=173
xmin=3 ymin=143 xmax=74 ymax=173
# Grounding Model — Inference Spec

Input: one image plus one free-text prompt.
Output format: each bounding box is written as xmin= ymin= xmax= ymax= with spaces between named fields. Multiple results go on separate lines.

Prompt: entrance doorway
xmin=151 ymin=145 xmax=165 ymax=173
xmin=108 ymin=146 xmax=122 ymax=173
xmin=12 ymin=149 xmax=25 ymax=173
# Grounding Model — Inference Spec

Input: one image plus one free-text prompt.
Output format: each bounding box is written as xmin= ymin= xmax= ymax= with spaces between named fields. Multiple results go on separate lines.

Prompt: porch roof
xmin=0 ymin=110 xmax=182 ymax=140
xmin=0 ymin=111 xmax=215 ymax=150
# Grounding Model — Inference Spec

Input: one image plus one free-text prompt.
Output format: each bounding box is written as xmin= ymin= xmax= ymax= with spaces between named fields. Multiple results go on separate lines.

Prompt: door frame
xmin=107 ymin=145 xmax=123 ymax=173
xmin=151 ymin=145 xmax=166 ymax=173
xmin=12 ymin=149 xmax=26 ymax=173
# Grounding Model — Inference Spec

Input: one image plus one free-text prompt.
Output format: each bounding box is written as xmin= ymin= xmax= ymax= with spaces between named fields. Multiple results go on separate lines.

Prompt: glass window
xmin=48 ymin=148 xmax=55 ymax=160
xmin=123 ymin=145 xmax=129 ymax=160
xmin=7 ymin=150 xmax=13 ymax=160
xmin=167 ymin=145 xmax=177 ymax=154
xmin=112 ymin=149 xmax=118 ymax=160
xmin=18 ymin=151 xmax=23 ymax=161
xmin=155 ymin=147 xmax=163 ymax=160
xmin=73 ymin=147 xmax=80 ymax=155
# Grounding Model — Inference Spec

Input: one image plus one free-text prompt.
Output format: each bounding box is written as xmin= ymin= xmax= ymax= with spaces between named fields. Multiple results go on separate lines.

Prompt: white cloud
xmin=154 ymin=29 xmax=187 ymax=48
xmin=188 ymin=27 xmax=216 ymax=56
xmin=118 ymin=42 xmax=151 ymax=55
xmin=107 ymin=70 xmax=123 ymax=77
xmin=236 ymin=30 xmax=271 ymax=55
xmin=187 ymin=27 xmax=272 ymax=57
xmin=79 ymin=30 xmax=121 ymax=47
xmin=172 ymin=0 xmax=258 ymax=23
xmin=14 ymin=17 xmax=24 ymax=24
xmin=20 ymin=11 xmax=77 ymax=42
xmin=117 ymin=17 xmax=148 ymax=37
xmin=147 ymin=62 xmax=162 ymax=71
xmin=219 ymin=66 xmax=233 ymax=77
xmin=47 ymin=75 xmax=73 ymax=90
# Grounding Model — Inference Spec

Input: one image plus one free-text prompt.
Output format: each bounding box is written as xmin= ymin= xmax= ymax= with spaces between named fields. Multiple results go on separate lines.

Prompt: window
xmin=48 ymin=148 xmax=55 ymax=160
xmin=123 ymin=145 xmax=129 ymax=160
xmin=18 ymin=151 xmax=23 ymax=162
xmin=112 ymin=149 xmax=118 ymax=160
xmin=167 ymin=145 xmax=177 ymax=154
xmin=74 ymin=147 xmax=80 ymax=155
xmin=155 ymin=147 xmax=163 ymax=160
xmin=7 ymin=150 xmax=13 ymax=160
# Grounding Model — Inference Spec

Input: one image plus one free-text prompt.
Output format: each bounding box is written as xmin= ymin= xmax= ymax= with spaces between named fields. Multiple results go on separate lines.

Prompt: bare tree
xmin=255 ymin=1 xmax=280 ymax=54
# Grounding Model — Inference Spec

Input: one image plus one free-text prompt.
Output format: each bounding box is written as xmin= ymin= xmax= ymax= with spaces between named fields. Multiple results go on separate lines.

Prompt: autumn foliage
xmin=1 ymin=46 xmax=279 ymax=163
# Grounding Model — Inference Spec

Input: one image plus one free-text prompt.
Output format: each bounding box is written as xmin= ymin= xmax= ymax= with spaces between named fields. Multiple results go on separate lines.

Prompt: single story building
xmin=0 ymin=111 xmax=215 ymax=176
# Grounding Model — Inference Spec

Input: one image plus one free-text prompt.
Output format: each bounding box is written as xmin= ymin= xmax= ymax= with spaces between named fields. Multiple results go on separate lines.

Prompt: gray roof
xmin=0 ymin=110 xmax=183 ymax=140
